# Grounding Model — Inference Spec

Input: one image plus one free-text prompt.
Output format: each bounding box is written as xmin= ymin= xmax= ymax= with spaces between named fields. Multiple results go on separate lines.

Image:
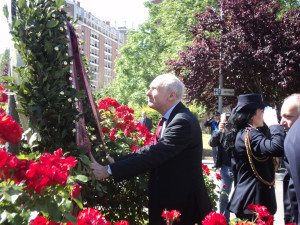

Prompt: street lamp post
xmin=218 ymin=0 xmax=224 ymax=114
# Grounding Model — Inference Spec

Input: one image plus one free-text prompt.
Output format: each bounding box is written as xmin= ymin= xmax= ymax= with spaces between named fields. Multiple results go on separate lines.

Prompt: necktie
xmin=155 ymin=117 xmax=166 ymax=144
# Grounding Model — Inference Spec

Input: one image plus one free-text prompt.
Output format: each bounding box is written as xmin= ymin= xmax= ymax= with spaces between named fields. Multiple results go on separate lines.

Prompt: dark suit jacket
xmin=110 ymin=102 xmax=212 ymax=225
xmin=283 ymin=158 xmax=298 ymax=224
xmin=228 ymin=125 xmax=284 ymax=217
xmin=285 ymin=117 xmax=300 ymax=225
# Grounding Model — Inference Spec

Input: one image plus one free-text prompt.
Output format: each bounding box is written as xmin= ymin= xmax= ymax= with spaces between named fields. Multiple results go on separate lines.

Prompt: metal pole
xmin=218 ymin=0 xmax=224 ymax=113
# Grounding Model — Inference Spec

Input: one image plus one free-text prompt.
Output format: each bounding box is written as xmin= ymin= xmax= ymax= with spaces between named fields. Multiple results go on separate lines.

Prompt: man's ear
xmin=168 ymin=91 xmax=177 ymax=101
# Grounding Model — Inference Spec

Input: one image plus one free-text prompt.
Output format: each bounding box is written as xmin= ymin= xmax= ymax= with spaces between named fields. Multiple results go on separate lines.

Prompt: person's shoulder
xmin=289 ymin=117 xmax=300 ymax=133
xmin=286 ymin=117 xmax=300 ymax=139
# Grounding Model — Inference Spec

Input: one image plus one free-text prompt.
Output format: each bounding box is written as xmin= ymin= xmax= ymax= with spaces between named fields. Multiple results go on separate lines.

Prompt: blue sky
xmin=0 ymin=0 xmax=149 ymax=54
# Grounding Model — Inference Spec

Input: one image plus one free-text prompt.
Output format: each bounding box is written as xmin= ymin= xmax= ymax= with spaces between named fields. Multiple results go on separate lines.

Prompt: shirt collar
xmin=163 ymin=102 xmax=179 ymax=121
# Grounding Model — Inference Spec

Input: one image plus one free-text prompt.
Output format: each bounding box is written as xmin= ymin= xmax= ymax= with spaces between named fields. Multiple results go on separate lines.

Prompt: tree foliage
xmin=0 ymin=49 xmax=10 ymax=77
xmin=169 ymin=0 xmax=300 ymax=109
xmin=97 ymin=0 xmax=217 ymax=107
xmin=6 ymin=0 xmax=81 ymax=151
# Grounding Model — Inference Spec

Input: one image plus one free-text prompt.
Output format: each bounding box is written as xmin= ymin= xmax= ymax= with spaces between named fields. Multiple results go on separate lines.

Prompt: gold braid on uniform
xmin=245 ymin=129 xmax=275 ymax=188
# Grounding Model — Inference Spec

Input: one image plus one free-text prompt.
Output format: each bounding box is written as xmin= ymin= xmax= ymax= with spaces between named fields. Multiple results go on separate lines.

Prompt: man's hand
xmin=106 ymin=154 xmax=115 ymax=164
xmin=90 ymin=160 xmax=110 ymax=181
xmin=218 ymin=122 xmax=225 ymax=132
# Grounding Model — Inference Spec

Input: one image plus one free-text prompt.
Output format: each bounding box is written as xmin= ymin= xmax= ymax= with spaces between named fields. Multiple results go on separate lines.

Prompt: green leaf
xmin=64 ymin=213 xmax=77 ymax=224
xmin=75 ymin=175 xmax=88 ymax=183
xmin=47 ymin=202 xmax=61 ymax=221
xmin=73 ymin=198 xmax=83 ymax=209
xmin=46 ymin=19 xmax=59 ymax=28
xmin=18 ymin=0 xmax=26 ymax=9
xmin=3 ymin=192 xmax=12 ymax=202
xmin=55 ymin=0 xmax=65 ymax=7
xmin=13 ymin=19 xmax=20 ymax=28
xmin=79 ymin=155 xmax=91 ymax=166
xmin=1 ymin=75 xmax=15 ymax=83
xmin=2 ymin=5 xmax=8 ymax=19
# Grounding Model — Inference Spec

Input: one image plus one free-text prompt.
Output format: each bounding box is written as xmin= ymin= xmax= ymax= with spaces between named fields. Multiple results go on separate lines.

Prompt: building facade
xmin=64 ymin=0 xmax=127 ymax=89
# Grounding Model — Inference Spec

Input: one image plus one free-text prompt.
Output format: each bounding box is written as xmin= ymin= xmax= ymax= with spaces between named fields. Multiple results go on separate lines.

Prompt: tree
xmin=97 ymin=0 xmax=218 ymax=107
xmin=0 ymin=49 xmax=10 ymax=77
xmin=168 ymin=0 xmax=300 ymax=109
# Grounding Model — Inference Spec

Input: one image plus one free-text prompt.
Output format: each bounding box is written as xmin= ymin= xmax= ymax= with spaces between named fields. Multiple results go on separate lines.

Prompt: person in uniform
xmin=226 ymin=94 xmax=285 ymax=219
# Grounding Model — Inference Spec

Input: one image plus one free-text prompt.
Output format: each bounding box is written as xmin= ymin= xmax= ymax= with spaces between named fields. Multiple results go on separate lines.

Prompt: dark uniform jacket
xmin=228 ymin=125 xmax=285 ymax=217
xmin=285 ymin=117 xmax=300 ymax=225
xmin=110 ymin=102 xmax=212 ymax=225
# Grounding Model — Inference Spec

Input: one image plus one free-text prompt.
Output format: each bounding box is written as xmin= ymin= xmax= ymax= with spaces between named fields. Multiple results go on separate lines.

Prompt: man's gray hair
xmin=283 ymin=93 xmax=300 ymax=113
xmin=155 ymin=73 xmax=185 ymax=100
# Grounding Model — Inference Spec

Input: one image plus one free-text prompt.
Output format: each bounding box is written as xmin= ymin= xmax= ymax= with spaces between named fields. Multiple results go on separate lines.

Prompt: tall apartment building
xmin=64 ymin=0 xmax=127 ymax=89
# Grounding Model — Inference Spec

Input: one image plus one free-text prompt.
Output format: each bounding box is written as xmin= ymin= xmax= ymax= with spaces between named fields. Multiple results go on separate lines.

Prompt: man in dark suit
xmin=281 ymin=94 xmax=300 ymax=224
xmin=139 ymin=111 xmax=153 ymax=131
xmin=91 ymin=74 xmax=212 ymax=225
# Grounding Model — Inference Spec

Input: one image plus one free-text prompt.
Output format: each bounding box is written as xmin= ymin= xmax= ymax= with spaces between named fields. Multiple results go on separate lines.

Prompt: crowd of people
xmin=90 ymin=73 xmax=300 ymax=225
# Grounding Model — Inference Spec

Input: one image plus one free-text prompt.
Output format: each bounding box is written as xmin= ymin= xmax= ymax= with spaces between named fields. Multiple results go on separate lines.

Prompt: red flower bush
xmin=25 ymin=148 xmax=77 ymax=193
xmin=162 ymin=209 xmax=181 ymax=225
xmin=0 ymin=84 xmax=8 ymax=103
xmin=114 ymin=220 xmax=130 ymax=225
xmin=202 ymin=164 xmax=210 ymax=176
xmin=97 ymin=98 xmax=154 ymax=152
xmin=235 ymin=223 xmax=253 ymax=225
xmin=0 ymin=147 xmax=77 ymax=193
xmin=247 ymin=204 xmax=274 ymax=225
xmin=202 ymin=204 xmax=275 ymax=225
xmin=202 ymin=212 xmax=227 ymax=225
xmin=77 ymin=208 xmax=111 ymax=225
xmin=202 ymin=164 xmax=219 ymax=210
xmin=30 ymin=216 xmax=60 ymax=225
xmin=0 ymin=147 xmax=32 ymax=183
xmin=30 ymin=209 xmax=130 ymax=225
xmin=98 ymin=98 xmax=120 ymax=111
xmin=0 ymin=114 xmax=22 ymax=145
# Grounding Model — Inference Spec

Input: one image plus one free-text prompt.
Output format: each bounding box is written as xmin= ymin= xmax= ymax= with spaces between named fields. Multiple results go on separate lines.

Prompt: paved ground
xmin=202 ymin=159 xmax=285 ymax=225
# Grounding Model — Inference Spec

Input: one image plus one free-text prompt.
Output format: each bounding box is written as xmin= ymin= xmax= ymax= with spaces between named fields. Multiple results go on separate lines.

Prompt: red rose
xmin=77 ymin=208 xmax=111 ymax=225
xmin=71 ymin=183 xmax=82 ymax=198
xmin=162 ymin=209 xmax=181 ymax=222
xmin=202 ymin=164 xmax=210 ymax=176
xmin=0 ymin=85 xmax=8 ymax=103
xmin=235 ymin=223 xmax=253 ymax=225
xmin=215 ymin=173 xmax=222 ymax=180
xmin=202 ymin=211 xmax=227 ymax=225
xmin=98 ymin=98 xmax=120 ymax=111
xmin=30 ymin=216 xmax=60 ymax=225
xmin=114 ymin=220 xmax=129 ymax=225
xmin=109 ymin=128 xmax=117 ymax=142
xmin=0 ymin=114 xmax=22 ymax=145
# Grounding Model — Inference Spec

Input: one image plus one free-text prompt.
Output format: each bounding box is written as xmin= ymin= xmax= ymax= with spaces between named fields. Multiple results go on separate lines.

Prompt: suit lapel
xmin=160 ymin=102 xmax=186 ymax=138
xmin=166 ymin=102 xmax=185 ymax=125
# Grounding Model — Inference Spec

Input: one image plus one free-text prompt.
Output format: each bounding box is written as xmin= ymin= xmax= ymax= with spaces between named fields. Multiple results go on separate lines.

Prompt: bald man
xmin=281 ymin=94 xmax=300 ymax=224
xmin=91 ymin=74 xmax=211 ymax=225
